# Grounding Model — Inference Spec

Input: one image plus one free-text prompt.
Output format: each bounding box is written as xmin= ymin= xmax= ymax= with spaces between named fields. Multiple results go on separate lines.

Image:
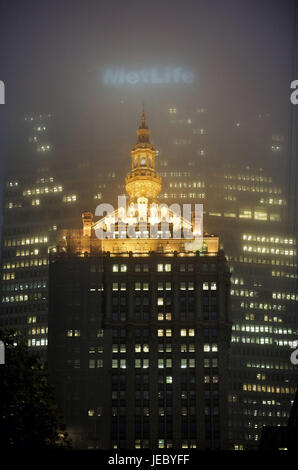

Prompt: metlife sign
xmin=103 ymin=67 xmax=195 ymax=86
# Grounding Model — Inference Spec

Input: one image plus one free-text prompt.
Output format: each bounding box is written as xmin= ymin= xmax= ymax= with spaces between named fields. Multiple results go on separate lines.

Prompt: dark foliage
xmin=0 ymin=328 xmax=71 ymax=449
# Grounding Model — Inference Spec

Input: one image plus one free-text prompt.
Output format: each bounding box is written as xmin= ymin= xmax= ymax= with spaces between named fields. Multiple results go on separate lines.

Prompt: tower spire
xmin=140 ymin=102 xmax=146 ymax=128
xmin=137 ymin=103 xmax=150 ymax=143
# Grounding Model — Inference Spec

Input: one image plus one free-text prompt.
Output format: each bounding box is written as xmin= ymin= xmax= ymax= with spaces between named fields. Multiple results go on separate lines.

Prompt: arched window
xmin=140 ymin=157 xmax=146 ymax=166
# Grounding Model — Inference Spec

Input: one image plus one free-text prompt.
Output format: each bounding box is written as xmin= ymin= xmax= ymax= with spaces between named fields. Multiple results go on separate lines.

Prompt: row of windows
xmin=259 ymin=197 xmax=285 ymax=206
xmin=27 ymin=338 xmax=48 ymax=347
xmin=239 ymin=301 xmax=284 ymax=311
xmin=105 ymin=344 xmax=218 ymax=357
xmin=111 ymin=359 xmax=198 ymax=369
xmin=118 ymin=439 xmax=199 ymax=449
xmin=232 ymin=335 xmax=296 ymax=346
xmin=224 ymin=174 xmax=273 ymax=183
xmin=28 ymin=327 xmax=48 ymax=335
xmin=2 ymin=259 xmax=49 ymax=269
xmin=90 ymin=329 xmax=215 ymax=340
xmin=246 ymin=362 xmax=295 ymax=370
xmin=224 ymin=184 xmax=281 ymax=194
xmin=160 ymin=193 xmax=206 ymax=199
xmin=91 ymin=262 xmax=216 ymax=274
xmin=3 ymin=236 xmax=48 ymax=247
xmin=168 ymin=181 xmax=205 ymax=189
xmin=111 ymin=281 xmax=216 ymax=291
xmin=243 ymin=234 xmax=295 ymax=245
xmin=243 ymin=245 xmax=295 ymax=256
xmin=2 ymin=281 xmax=47 ymax=292
xmin=272 ymin=292 xmax=298 ymax=301
xmin=2 ymin=294 xmax=45 ymax=303
xmin=2 ymin=273 xmax=15 ymax=280
xmin=235 ymin=256 xmax=296 ymax=266
xmin=207 ymin=210 xmax=281 ymax=222
xmin=233 ymin=409 xmax=289 ymax=418
xmin=23 ymin=185 xmax=60 ymax=196
xmin=86 ymin=354 xmax=219 ymax=368
xmin=63 ymin=195 xmax=77 ymax=203
xmin=158 ymin=329 xmax=194 ymax=337
xmin=243 ymin=384 xmax=296 ymax=394
xmin=23 ymin=186 xmax=62 ymax=197
xmin=271 ymin=270 xmax=298 ymax=279
xmin=87 ymin=348 xmax=218 ymax=366
xmin=110 ymin=310 xmax=217 ymax=322
xmin=6 ymin=202 xmax=22 ymax=209
xmin=233 ymin=324 xmax=294 ymax=335
xmin=231 ymin=289 xmax=255 ymax=298
xmin=65 ymin=329 xmax=216 ymax=338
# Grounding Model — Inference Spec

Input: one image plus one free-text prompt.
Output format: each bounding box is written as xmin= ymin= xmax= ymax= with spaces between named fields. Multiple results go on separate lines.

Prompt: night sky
xmin=0 ymin=0 xmax=297 ymax=225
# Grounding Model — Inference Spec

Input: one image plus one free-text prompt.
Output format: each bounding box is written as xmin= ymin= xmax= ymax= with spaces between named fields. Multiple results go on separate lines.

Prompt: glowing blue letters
xmin=103 ymin=67 xmax=194 ymax=86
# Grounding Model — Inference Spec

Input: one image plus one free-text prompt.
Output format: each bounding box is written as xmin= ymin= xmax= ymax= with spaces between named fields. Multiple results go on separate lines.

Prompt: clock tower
xmin=125 ymin=105 xmax=162 ymax=203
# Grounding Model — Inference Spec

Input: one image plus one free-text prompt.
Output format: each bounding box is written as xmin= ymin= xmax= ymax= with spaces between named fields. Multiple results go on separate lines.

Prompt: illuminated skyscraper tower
xmin=48 ymin=109 xmax=232 ymax=450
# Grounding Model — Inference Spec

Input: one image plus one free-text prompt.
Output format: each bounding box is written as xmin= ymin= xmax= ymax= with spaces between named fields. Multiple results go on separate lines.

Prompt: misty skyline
xmin=0 ymin=0 xmax=296 ymax=165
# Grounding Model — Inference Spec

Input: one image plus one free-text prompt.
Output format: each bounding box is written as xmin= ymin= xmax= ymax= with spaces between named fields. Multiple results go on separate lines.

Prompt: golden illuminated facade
xmin=58 ymin=107 xmax=219 ymax=257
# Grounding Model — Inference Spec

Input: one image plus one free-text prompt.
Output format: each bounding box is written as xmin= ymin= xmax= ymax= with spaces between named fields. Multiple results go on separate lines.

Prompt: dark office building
xmin=48 ymin=110 xmax=232 ymax=449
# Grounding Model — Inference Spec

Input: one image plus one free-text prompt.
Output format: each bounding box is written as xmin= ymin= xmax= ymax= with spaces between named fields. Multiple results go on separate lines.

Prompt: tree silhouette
xmin=0 ymin=328 xmax=71 ymax=449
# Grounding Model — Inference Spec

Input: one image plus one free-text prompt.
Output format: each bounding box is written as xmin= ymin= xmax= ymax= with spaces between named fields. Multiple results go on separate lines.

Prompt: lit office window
xmin=158 ymin=359 xmax=164 ymax=368
xmin=239 ymin=209 xmax=252 ymax=219
xmin=143 ymin=359 xmax=149 ymax=368
xmin=254 ymin=210 xmax=267 ymax=221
